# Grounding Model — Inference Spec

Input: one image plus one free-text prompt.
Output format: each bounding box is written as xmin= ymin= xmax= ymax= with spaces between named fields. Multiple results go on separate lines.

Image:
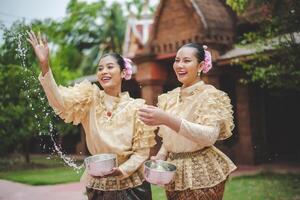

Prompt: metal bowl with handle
xmin=144 ymin=160 xmax=177 ymax=185
xmin=84 ymin=154 xmax=117 ymax=176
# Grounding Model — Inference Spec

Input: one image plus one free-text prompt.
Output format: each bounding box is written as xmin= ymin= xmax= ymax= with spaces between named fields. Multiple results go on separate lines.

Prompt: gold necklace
xmin=100 ymin=92 xmax=121 ymax=118
xmin=177 ymin=87 xmax=199 ymax=104
xmin=177 ymin=90 xmax=182 ymax=104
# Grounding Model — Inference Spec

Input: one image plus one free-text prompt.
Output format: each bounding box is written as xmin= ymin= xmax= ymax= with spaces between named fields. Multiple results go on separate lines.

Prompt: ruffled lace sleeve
xmin=56 ymin=80 xmax=94 ymax=125
xmin=132 ymin=118 xmax=157 ymax=151
xmin=118 ymin=99 xmax=156 ymax=178
xmin=39 ymin=70 xmax=94 ymax=125
xmin=157 ymin=93 xmax=168 ymax=110
xmin=132 ymin=100 xmax=157 ymax=150
xmin=195 ymin=89 xmax=234 ymax=140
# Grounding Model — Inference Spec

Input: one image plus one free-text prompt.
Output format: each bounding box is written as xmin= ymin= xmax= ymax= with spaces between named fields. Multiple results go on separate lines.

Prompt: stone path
xmin=0 ymin=180 xmax=86 ymax=200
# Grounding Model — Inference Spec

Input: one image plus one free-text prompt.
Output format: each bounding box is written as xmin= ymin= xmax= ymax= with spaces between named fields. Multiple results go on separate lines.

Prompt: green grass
xmin=224 ymin=173 xmax=300 ymax=200
xmin=1 ymin=155 xmax=300 ymax=199
xmin=0 ymin=154 xmax=68 ymax=170
xmin=0 ymin=167 xmax=82 ymax=185
xmin=0 ymin=154 xmax=83 ymax=185
xmin=151 ymin=173 xmax=300 ymax=200
xmin=152 ymin=185 xmax=167 ymax=200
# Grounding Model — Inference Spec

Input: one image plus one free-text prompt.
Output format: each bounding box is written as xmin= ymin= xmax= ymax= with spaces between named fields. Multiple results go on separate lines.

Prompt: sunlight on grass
xmin=224 ymin=173 xmax=300 ymax=200
xmin=0 ymin=154 xmax=83 ymax=185
xmin=0 ymin=167 xmax=83 ymax=185
xmin=152 ymin=185 xmax=167 ymax=200
xmin=151 ymin=173 xmax=300 ymax=200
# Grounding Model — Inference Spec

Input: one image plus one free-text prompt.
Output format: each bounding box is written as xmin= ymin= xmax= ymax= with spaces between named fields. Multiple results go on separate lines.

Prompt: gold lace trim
xmin=55 ymin=80 xmax=94 ymax=125
xmin=84 ymin=169 xmax=145 ymax=191
xmin=133 ymin=119 xmax=157 ymax=150
xmin=165 ymin=146 xmax=236 ymax=191
xmin=158 ymin=85 xmax=234 ymax=140
xmin=194 ymin=89 xmax=234 ymax=140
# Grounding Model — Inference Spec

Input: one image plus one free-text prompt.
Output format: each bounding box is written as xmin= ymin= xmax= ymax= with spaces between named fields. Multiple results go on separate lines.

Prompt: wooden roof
xmin=138 ymin=0 xmax=235 ymax=57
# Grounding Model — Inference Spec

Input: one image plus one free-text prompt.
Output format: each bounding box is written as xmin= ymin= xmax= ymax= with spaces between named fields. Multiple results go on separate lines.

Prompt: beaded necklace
xmin=100 ymin=92 xmax=121 ymax=118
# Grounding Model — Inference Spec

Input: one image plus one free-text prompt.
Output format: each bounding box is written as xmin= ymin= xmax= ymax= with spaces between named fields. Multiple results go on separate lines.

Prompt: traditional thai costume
xmin=157 ymin=81 xmax=236 ymax=200
xmin=39 ymin=70 xmax=156 ymax=200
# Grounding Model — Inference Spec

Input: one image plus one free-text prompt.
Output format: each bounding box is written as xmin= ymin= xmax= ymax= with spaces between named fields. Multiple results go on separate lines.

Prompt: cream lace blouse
xmin=39 ymin=70 xmax=156 ymax=190
xmin=157 ymin=81 xmax=237 ymax=190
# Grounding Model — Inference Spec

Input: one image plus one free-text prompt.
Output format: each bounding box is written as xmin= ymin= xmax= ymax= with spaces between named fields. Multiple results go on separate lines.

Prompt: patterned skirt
xmin=163 ymin=146 xmax=236 ymax=200
xmin=165 ymin=180 xmax=226 ymax=200
xmin=86 ymin=181 xmax=152 ymax=200
xmin=165 ymin=146 xmax=236 ymax=191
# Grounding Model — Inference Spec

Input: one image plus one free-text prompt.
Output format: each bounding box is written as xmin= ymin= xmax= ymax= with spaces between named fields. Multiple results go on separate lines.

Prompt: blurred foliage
xmin=226 ymin=0 xmax=300 ymax=91
xmin=0 ymin=63 xmax=48 ymax=157
xmin=0 ymin=21 xmax=77 ymax=161
xmin=32 ymin=0 xmax=127 ymax=75
xmin=0 ymin=0 xmax=156 ymax=160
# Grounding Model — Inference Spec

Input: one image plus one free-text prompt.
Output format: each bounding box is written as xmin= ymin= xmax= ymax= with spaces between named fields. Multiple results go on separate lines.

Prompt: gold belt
xmin=168 ymin=147 xmax=210 ymax=160
xmin=117 ymin=154 xmax=130 ymax=165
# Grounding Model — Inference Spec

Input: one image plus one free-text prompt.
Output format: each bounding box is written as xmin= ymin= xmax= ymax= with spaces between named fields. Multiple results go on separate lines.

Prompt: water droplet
xmin=11 ymin=30 xmax=84 ymax=171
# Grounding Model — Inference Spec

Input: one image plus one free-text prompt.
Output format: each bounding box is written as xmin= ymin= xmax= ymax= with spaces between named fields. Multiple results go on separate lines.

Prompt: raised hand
xmin=27 ymin=30 xmax=50 ymax=75
xmin=92 ymin=167 xmax=123 ymax=178
xmin=151 ymin=154 xmax=167 ymax=161
xmin=138 ymin=105 xmax=164 ymax=126
xmin=102 ymin=167 xmax=123 ymax=177
xmin=138 ymin=105 xmax=181 ymax=132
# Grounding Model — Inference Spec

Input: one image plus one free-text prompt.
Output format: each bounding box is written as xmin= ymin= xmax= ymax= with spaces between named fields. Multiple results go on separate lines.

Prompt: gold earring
xmin=197 ymin=71 xmax=201 ymax=77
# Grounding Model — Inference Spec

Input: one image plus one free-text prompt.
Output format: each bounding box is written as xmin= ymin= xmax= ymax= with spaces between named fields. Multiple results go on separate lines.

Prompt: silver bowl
xmin=144 ymin=160 xmax=176 ymax=185
xmin=84 ymin=154 xmax=116 ymax=176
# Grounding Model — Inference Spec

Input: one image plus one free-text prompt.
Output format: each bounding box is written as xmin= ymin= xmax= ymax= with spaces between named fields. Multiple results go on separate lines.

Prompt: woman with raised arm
xmin=27 ymin=31 xmax=156 ymax=200
xmin=138 ymin=43 xmax=236 ymax=200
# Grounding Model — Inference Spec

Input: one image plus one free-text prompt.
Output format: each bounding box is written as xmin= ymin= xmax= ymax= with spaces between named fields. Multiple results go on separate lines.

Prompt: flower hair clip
xmin=123 ymin=57 xmax=133 ymax=80
xmin=202 ymin=45 xmax=212 ymax=73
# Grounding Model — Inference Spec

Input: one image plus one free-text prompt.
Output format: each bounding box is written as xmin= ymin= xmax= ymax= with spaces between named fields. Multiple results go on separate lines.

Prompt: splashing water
xmin=49 ymin=122 xmax=84 ymax=171
xmin=13 ymin=30 xmax=84 ymax=172
xmin=16 ymin=32 xmax=28 ymax=68
xmin=50 ymin=135 xmax=84 ymax=172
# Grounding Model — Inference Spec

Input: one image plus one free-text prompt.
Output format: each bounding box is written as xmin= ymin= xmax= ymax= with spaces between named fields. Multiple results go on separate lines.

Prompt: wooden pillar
xmin=233 ymin=82 xmax=255 ymax=164
xmin=140 ymin=80 xmax=164 ymax=105
xmin=202 ymin=69 xmax=220 ymax=89
xmin=135 ymin=60 xmax=167 ymax=156
xmin=135 ymin=61 xmax=167 ymax=105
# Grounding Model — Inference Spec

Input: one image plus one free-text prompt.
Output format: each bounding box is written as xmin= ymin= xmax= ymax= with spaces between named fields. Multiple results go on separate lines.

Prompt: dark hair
xmin=100 ymin=53 xmax=126 ymax=70
xmin=180 ymin=43 xmax=205 ymax=62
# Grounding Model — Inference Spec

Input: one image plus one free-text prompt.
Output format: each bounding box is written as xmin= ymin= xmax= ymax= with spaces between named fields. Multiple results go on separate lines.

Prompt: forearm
xmin=39 ymin=61 xmax=50 ymax=76
xmin=38 ymin=69 xmax=65 ymax=110
xmin=156 ymin=145 xmax=168 ymax=158
xmin=178 ymin=119 xmax=219 ymax=147
xmin=118 ymin=148 xmax=150 ymax=179
xmin=161 ymin=112 xmax=182 ymax=132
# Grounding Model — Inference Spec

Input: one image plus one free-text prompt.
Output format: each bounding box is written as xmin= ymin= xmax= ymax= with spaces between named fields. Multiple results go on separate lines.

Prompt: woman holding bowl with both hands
xmin=139 ymin=43 xmax=236 ymax=200
xmin=27 ymin=31 xmax=156 ymax=200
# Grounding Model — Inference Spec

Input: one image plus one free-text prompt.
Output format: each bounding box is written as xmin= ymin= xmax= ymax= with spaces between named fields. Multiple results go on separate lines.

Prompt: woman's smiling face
xmin=173 ymin=47 xmax=203 ymax=88
xmin=97 ymin=55 xmax=124 ymax=91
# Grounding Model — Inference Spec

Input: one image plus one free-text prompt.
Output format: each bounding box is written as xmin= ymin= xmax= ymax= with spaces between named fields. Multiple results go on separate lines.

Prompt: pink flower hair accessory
xmin=123 ymin=57 xmax=133 ymax=80
xmin=202 ymin=45 xmax=212 ymax=73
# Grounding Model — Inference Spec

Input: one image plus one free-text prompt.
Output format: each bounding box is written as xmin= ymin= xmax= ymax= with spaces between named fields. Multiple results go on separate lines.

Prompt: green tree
xmin=0 ymin=0 xmax=155 ymax=162
xmin=0 ymin=21 xmax=79 ymax=163
xmin=29 ymin=0 xmax=156 ymax=75
xmin=226 ymin=0 xmax=300 ymax=90
xmin=0 ymin=21 xmax=52 ymax=161
xmin=0 ymin=64 xmax=46 ymax=162
xmin=36 ymin=0 xmax=127 ymax=75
